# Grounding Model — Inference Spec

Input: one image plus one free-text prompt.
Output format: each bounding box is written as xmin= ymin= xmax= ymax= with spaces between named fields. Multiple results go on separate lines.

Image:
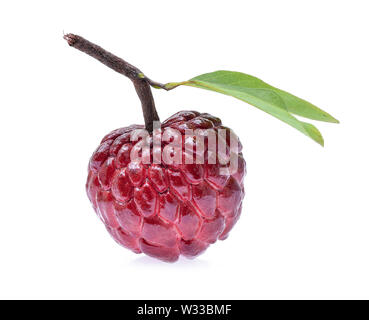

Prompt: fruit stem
xmin=63 ymin=33 xmax=160 ymax=132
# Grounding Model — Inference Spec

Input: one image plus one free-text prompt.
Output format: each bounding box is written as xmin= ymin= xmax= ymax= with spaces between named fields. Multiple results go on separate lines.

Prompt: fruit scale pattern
xmin=86 ymin=110 xmax=246 ymax=262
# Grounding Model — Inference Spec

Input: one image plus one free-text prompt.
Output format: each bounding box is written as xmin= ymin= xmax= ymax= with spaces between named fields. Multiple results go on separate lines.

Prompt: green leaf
xmin=164 ymin=71 xmax=339 ymax=146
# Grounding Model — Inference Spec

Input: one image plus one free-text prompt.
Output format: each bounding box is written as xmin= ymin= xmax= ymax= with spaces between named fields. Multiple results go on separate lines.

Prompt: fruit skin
xmin=86 ymin=110 xmax=246 ymax=262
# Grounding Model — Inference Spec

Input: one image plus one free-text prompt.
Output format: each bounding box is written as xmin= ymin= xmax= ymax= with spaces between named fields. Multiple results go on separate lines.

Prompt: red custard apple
xmin=64 ymin=34 xmax=338 ymax=262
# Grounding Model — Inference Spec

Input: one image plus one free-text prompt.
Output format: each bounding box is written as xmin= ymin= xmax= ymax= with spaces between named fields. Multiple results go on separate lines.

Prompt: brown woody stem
xmin=63 ymin=33 xmax=161 ymax=132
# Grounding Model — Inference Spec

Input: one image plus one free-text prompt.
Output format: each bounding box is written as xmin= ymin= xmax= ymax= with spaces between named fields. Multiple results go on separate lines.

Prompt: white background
xmin=0 ymin=0 xmax=368 ymax=299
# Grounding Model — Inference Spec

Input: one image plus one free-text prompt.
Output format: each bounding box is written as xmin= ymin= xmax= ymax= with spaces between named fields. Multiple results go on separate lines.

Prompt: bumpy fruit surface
xmin=86 ymin=111 xmax=246 ymax=262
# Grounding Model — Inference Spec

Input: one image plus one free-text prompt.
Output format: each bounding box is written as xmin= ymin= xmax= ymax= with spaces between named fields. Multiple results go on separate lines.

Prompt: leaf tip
xmin=313 ymin=136 xmax=324 ymax=147
xmin=324 ymin=114 xmax=340 ymax=124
